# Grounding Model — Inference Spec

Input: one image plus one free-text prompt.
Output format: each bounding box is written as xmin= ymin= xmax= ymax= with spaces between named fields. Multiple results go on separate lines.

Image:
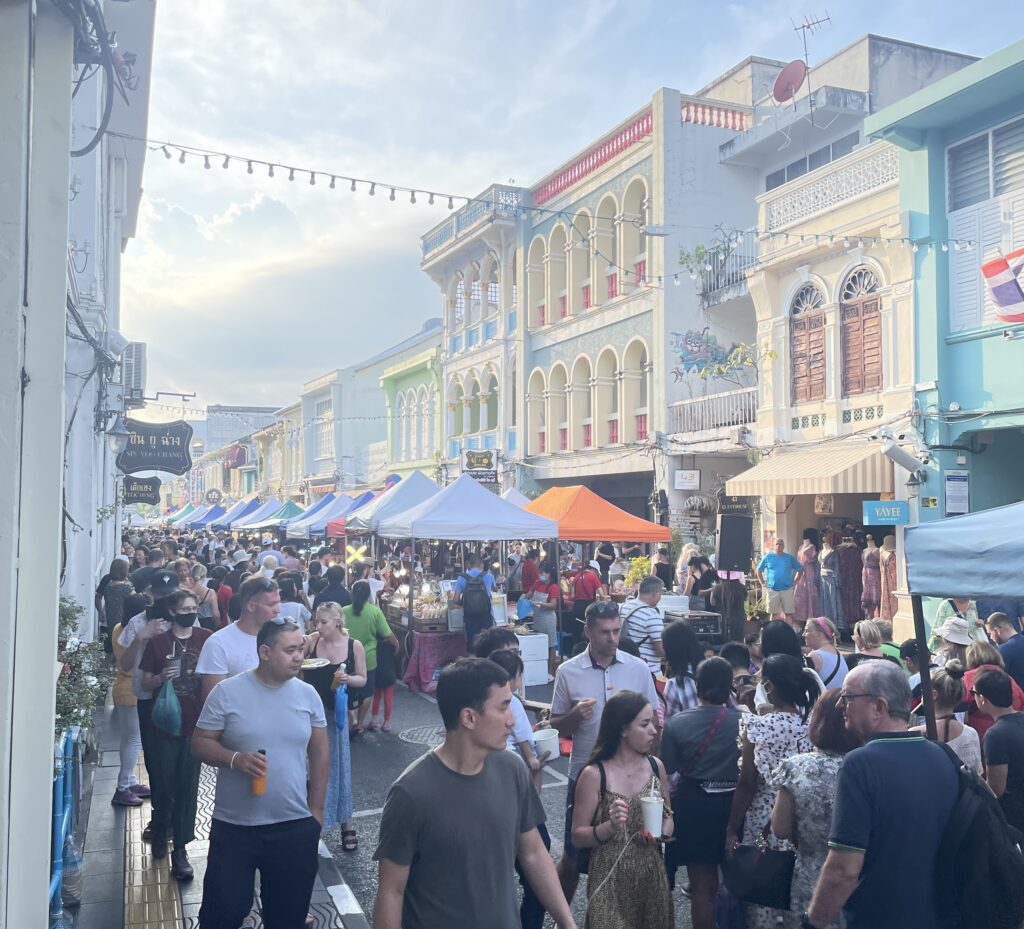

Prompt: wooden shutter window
xmin=791 ymin=285 xmax=826 ymax=405
xmin=840 ymin=269 xmax=882 ymax=397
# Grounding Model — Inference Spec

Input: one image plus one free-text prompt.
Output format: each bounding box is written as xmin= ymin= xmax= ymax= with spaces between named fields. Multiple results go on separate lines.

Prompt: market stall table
xmin=401 ymin=629 xmax=467 ymax=693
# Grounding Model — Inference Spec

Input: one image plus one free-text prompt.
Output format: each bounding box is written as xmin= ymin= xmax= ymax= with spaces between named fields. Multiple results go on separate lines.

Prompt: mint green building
xmin=380 ymin=342 xmax=444 ymax=480
xmin=866 ymin=39 xmax=1024 ymax=520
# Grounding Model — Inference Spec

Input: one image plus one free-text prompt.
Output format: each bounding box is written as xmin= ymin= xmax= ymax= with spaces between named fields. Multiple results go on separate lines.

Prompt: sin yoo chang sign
xmin=116 ymin=419 xmax=194 ymax=475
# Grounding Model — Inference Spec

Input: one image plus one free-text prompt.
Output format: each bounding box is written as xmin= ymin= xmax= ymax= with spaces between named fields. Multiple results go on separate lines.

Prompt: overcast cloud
xmin=122 ymin=0 xmax=1011 ymax=409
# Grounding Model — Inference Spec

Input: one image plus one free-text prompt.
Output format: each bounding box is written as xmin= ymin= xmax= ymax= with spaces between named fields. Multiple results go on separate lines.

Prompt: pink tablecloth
xmin=402 ymin=630 xmax=468 ymax=693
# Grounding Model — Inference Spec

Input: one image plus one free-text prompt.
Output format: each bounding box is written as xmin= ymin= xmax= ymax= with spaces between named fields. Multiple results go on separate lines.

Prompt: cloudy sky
xmin=122 ymin=0 xmax=1012 ymax=412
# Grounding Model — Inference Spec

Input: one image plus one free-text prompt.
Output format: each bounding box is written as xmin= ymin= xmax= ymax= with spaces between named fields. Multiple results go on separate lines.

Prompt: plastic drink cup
xmin=251 ymin=749 xmax=267 ymax=796
xmin=640 ymin=796 xmax=663 ymax=837
xmin=533 ymin=727 xmax=559 ymax=762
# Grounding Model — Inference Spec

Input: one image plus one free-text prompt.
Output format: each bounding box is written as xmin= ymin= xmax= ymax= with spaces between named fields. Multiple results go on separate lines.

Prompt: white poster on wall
xmin=944 ymin=469 xmax=970 ymax=516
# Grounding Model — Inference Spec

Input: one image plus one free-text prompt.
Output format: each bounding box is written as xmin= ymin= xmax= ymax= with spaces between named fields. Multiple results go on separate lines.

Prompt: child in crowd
xmin=366 ymin=638 xmax=397 ymax=732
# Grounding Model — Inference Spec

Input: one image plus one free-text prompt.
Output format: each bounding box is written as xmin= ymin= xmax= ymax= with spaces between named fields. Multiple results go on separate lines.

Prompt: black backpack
xmin=460 ymin=573 xmax=492 ymax=620
xmin=935 ymin=743 xmax=1024 ymax=929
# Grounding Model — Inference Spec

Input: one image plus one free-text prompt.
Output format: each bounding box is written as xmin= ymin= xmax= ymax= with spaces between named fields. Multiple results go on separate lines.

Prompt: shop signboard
xmin=122 ymin=475 xmax=161 ymax=506
xmin=674 ymin=469 xmax=700 ymax=491
xmin=204 ymin=488 xmax=223 ymax=505
xmin=461 ymin=448 xmax=498 ymax=484
xmin=719 ymin=495 xmax=756 ymax=516
xmin=862 ymin=500 xmax=910 ymax=525
xmin=116 ymin=419 xmax=194 ymax=476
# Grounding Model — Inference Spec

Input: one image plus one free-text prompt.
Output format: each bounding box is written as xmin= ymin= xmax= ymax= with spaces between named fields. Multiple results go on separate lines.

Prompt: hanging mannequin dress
xmin=793 ymin=540 xmax=820 ymax=622
xmin=819 ymin=543 xmax=844 ymax=631
xmin=861 ymin=538 xmax=882 ymax=619
xmin=836 ymin=539 xmax=864 ymax=628
xmin=879 ymin=535 xmax=898 ymax=622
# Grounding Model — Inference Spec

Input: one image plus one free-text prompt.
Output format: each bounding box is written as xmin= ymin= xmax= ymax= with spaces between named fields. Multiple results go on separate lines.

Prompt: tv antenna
xmin=788 ymin=11 xmax=831 ymax=126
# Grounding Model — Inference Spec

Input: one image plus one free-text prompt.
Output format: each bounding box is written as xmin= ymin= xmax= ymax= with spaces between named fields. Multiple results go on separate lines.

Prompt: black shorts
xmin=666 ymin=778 xmax=735 ymax=871
xmin=349 ymin=668 xmax=376 ymax=708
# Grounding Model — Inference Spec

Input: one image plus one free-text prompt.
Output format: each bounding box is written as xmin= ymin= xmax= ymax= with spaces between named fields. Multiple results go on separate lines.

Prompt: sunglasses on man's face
xmin=590 ymin=602 xmax=620 ymax=618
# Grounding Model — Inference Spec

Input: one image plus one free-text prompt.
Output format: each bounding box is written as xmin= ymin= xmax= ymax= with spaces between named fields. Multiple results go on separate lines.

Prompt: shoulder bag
xmin=722 ymin=823 xmax=795 ymax=910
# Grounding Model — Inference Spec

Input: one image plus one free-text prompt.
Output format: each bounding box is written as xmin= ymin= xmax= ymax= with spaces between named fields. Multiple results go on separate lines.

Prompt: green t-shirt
xmin=343 ymin=603 xmax=391 ymax=671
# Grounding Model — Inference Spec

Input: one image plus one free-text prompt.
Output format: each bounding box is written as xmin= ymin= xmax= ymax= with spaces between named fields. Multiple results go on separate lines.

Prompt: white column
xmin=0 ymin=4 xmax=74 ymax=926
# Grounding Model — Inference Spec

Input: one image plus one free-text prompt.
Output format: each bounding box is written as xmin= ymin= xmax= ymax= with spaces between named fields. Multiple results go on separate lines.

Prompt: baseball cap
xmin=149 ymin=570 xmax=180 ymax=599
xmin=588 ymin=559 xmax=601 ymax=571
xmin=232 ymin=550 xmax=252 ymax=566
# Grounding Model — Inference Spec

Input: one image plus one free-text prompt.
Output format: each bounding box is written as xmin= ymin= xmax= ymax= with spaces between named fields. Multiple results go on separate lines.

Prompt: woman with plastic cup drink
xmin=571 ymin=691 xmax=673 ymax=928
xmin=302 ymin=603 xmax=366 ymax=852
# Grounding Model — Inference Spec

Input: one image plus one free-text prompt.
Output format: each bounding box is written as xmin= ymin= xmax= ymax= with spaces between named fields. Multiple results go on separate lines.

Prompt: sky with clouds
xmin=122 ymin=0 xmax=1015 ymax=412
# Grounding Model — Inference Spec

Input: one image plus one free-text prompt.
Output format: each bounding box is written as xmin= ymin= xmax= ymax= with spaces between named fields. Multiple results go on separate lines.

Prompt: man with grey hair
xmin=802 ymin=661 xmax=958 ymax=929
xmin=620 ymin=576 xmax=665 ymax=674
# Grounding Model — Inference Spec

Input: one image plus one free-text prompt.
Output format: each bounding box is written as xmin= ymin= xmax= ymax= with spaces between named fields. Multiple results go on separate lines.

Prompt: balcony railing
xmin=760 ymin=141 xmax=899 ymax=233
xmin=668 ymin=386 xmax=757 ymax=435
xmin=701 ymin=243 xmax=757 ymax=308
xmin=422 ymin=184 xmax=521 ymax=258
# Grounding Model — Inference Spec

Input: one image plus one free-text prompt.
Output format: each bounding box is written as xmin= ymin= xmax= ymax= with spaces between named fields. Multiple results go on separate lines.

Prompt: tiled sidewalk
xmin=75 ymin=704 xmax=368 ymax=929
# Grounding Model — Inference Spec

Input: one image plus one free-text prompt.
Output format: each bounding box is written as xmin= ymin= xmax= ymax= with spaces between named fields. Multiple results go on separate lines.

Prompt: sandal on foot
xmin=342 ymin=829 xmax=358 ymax=852
xmin=382 ymin=721 xmax=392 ymax=733
xmin=365 ymin=721 xmax=379 ymax=731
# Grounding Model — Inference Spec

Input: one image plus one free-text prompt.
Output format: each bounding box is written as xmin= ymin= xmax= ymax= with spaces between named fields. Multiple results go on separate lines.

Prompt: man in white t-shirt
xmin=197 ymin=576 xmax=281 ymax=700
xmin=620 ymin=576 xmax=665 ymax=674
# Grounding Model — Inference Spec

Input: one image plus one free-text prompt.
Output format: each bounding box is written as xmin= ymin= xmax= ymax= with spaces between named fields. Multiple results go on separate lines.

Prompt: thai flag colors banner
xmin=981 ymin=246 xmax=1024 ymax=324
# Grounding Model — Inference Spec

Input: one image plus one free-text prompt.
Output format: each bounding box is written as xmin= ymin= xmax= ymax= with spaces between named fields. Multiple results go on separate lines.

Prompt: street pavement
xmin=323 ymin=683 xmax=693 ymax=927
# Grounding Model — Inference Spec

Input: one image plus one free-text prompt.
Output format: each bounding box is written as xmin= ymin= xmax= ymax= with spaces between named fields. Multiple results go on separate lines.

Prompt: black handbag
xmin=722 ymin=824 xmax=795 ymax=910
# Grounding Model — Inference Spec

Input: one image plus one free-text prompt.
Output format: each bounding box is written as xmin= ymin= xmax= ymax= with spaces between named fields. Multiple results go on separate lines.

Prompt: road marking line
xmin=327 ymin=883 xmax=364 ymax=915
xmin=352 ymin=806 xmax=385 ymax=819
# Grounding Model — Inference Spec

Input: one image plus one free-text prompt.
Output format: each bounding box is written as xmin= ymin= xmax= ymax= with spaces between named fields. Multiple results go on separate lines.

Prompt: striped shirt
xmin=621 ymin=598 xmax=664 ymax=673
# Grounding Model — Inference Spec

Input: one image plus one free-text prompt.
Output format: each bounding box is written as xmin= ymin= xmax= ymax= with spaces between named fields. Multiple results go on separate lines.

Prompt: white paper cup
xmin=533 ymin=728 xmax=559 ymax=762
xmin=640 ymin=796 xmax=663 ymax=837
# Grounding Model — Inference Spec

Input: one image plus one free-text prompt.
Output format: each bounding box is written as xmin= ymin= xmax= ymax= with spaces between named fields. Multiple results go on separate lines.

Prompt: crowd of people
xmin=100 ymin=526 xmax=1024 ymax=929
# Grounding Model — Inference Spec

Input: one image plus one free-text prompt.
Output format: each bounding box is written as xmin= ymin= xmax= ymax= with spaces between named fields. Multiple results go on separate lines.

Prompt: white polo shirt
xmin=551 ymin=647 xmax=660 ymax=779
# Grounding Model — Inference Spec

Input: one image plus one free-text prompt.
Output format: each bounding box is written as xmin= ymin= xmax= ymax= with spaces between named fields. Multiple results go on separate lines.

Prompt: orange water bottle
xmin=251 ymin=749 xmax=267 ymax=796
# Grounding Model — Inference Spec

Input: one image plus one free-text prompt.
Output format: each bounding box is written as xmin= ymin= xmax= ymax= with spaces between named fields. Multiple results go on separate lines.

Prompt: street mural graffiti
xmin=669 ymin=327 xmax=740 ymax=381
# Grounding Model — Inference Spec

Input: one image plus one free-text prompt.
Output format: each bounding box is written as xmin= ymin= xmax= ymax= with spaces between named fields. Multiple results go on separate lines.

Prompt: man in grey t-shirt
xmin=192 ymin=619 xmax=328 ymax=929
xmin=372 ymin=658 xmax=577 ymax=929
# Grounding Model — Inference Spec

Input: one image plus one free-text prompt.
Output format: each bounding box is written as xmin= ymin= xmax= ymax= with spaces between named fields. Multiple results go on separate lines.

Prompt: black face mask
xmin=172 ymin=612 xmax=197 ymax=627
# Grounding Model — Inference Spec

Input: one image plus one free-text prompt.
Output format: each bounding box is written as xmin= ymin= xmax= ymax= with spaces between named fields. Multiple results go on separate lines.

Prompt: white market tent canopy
xmin=231 ymin=497 xmax=282 ymax=530
xmin=377 ymin=473 xmax=558 ymax=541
xmin=500 ymin=487 xmax=531 ymax=506
xmin=905 ymin=501 xmax=1024 ymax=599
xmin=286 ymin=494 xmax=354 ymax=540
xmin=344 ymin=471 xmax=440 ymax=534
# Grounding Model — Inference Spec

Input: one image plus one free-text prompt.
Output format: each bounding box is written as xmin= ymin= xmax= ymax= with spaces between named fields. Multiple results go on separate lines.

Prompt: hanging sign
xmin=122 ymin=476 xmax=162 ymax=506
xmin=719 ymin=495 xmax=756 ymax=516
xmin=116 ymin=419 xmax=194 ymax=475
xmin=461 ymin=448 xmax=499 ymax=483
xmin=204 ymin=488 xmax=223 ymax=505
xmin=814 ymin=494 xmax=835 ymax=516
xmin=674 ymin=469 xmax=700 ymax=491
xmin=862 ymin=500 xmax=910 ymax=525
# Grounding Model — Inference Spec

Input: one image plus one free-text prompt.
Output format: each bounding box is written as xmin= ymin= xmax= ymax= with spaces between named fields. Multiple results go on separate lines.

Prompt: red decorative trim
xmin=533 ymin=110 xmax=654 ymax=205
xmin=681 ymin=100 xmax=748 ymax=130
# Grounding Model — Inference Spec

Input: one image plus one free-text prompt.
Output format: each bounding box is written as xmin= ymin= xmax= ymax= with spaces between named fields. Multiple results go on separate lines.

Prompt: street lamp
xmin=106 ymin=413 xmax=131 ymax=455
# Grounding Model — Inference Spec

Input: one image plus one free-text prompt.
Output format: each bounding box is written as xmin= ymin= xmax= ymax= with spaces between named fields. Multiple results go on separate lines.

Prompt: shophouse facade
xmin=299 ymin=319 xmax=443 ymax=496
xmin=380 ymin=338 xmax=444 ymax=480
xmin=722 ymin=37 xmax=975 ymax=552
xmin=866 ymin=39 xmax=1024 ymax=530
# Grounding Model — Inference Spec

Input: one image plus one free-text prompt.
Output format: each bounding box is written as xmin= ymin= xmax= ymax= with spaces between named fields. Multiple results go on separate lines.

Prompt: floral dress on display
xmin=793 ymin=542 xmax=820 ymax=622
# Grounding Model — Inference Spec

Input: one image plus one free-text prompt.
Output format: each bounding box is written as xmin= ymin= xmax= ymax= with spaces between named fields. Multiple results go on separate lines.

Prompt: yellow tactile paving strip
xmin=123 ymin=761 xmax=184 ymax=929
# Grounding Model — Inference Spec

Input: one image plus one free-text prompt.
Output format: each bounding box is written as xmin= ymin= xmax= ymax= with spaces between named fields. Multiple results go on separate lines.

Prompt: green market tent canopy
xmin=164 ymin=502 xmax=195 ymax=525
xmin=231 ymin=497 xmax=283 ymax=530
xmin=244 ymin=500 xmax=306 ymax=531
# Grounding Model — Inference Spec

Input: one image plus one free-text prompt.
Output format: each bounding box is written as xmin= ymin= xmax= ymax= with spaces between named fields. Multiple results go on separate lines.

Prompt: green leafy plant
xmin=55 ymin=597 xmax=111 ymax=735
xmin=623 ymin=556 xmax=653 ymax=592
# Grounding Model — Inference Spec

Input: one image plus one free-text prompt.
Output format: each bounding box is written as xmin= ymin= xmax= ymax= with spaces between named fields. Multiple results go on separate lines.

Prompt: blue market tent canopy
xmin=905 ymin=501 xmax=1024 ymax=599
xmin=340 ymin=472 xmax=439 ymax=534
xmin=211 ymin=497 xmax=260 ymax=530
xmin=190 ymin=504 xmax=226 ymax=528
xmin=305 ymin=493 xmax=374 ymax=537
xmin=286 ymin=494 xmax=354 ymax=540
xmin=179 ymin=504 xmax=212 ymax=528
xmin=231 ymin=497 xmax=282 ymax=530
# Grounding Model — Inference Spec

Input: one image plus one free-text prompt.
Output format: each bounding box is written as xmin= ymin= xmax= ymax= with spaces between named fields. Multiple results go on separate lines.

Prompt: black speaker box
xmin=716 ymin=514 xmax=754 ymax=572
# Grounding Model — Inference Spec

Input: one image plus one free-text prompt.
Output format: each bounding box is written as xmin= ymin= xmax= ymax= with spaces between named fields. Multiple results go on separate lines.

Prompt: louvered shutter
xmin=791 ymin=317 xmax=810 ymax=404
xmin=949 ymin=136 xmax=990 ymax=211
xmin=841 ymin=302 xmax=864 ymax=396
xmin=807 ymin=315 xmax=826 ymax=401
xmin=994 ymin=118 xmax=1024 ymax=197
xmin=861 ymin=297 xmax=883 ymax=391
xmin=948 ymin=208 xmax=983 ymax=332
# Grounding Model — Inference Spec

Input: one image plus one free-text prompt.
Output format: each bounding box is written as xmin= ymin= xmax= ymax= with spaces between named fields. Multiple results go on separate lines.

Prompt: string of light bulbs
xmin=108 ymin=129 xmax=977 ymax=288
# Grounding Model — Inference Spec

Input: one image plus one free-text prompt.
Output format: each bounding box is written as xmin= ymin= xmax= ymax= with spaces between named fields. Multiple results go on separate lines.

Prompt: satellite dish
xmin=773 ymin=59 xmax=808 ymax=104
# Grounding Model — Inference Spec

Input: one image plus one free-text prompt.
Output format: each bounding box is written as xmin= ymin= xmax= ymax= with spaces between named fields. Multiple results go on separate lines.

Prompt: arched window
xmin=394 ymin=394 xmax=406 ymax=460
xmin=790 ymin=283 xmax=826 ymax=404
xmin=840 ymin=268 xmax=882 ymax=397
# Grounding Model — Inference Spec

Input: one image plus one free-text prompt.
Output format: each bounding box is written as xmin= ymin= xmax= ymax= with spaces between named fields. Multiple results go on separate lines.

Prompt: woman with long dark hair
xmin=754 ymin=619 xmax=825 ymax=713
xmin=726 ymin=654 xmax=817 ymax=929
xmin=662 ymin=658 xmax=742 ymax=929
xmin=342 ymin=580 xmax=399 ymax=735
xmin=662 ymin=620 xmax=705 ymax=720
xmin=571 ymin=691 xmax=673 ymax=929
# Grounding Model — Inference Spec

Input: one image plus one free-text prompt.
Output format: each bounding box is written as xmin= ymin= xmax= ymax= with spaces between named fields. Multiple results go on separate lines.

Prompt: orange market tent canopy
xmin=524 ymin=485 xmax=670 ymax=542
